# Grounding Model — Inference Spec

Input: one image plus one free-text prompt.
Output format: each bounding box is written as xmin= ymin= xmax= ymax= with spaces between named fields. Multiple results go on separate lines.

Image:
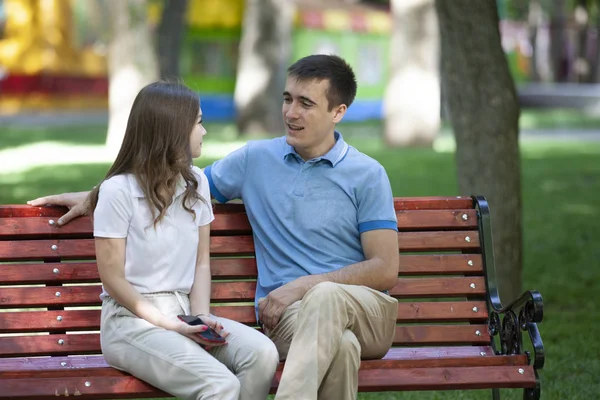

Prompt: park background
xmin=0 ymin=0 xmax=599 ymax=399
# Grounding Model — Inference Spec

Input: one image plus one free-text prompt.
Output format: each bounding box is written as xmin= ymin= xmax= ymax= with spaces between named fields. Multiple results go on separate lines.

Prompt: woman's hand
xmin=171 ymin=317 xmax=228 ymax=349
xmin=197 ymin=315 xmax=229 ymax=339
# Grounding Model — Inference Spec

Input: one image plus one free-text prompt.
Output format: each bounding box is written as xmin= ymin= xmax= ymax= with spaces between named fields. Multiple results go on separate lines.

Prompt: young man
xmin=28 ymin=55 xmax=400 ymax=400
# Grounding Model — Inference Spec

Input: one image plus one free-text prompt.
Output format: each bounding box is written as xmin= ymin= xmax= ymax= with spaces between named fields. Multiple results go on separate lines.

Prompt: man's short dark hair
xmin=287 ymin=54 xmax=357 ymax=111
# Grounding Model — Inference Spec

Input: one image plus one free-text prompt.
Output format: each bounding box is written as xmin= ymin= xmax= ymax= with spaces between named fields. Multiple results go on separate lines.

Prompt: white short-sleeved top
xmin=93 ymin=166 xmax=214 ymax=297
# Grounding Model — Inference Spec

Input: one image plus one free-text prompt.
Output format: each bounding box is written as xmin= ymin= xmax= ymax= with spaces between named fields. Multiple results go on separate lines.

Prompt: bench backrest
xmin=0 ymin=196 xmax=491 ymax=359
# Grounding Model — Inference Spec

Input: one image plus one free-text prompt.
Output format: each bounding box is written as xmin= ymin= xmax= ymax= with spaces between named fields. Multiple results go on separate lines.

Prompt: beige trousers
xmin=100 ymin=293 xmax=279 ymax=400
xmin=265 ymin=282 xmax=398 ymax=400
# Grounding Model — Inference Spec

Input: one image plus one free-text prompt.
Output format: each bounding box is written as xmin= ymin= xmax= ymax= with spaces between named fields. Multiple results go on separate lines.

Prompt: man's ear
xmin=332 ymin=104 xmax=347 ymax=124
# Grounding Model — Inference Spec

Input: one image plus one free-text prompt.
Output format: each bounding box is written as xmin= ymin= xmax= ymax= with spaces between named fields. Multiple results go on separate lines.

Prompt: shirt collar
xmin=283 ymin=131 xmax=349 ymax=167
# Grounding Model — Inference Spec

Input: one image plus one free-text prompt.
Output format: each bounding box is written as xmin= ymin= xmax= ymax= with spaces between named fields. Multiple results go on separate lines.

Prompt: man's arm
xmin=27 ymin=191 xmax=91 ymax=225
xmin=303 ymin=229 xmax=399 ymax=290
xmin=258 ymin=228 xmax=399 ymax=329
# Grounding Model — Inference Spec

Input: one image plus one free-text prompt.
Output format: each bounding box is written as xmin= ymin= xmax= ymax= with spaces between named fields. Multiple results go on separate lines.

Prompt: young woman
xmin=89 ymin=82 xmax=278 ymax=400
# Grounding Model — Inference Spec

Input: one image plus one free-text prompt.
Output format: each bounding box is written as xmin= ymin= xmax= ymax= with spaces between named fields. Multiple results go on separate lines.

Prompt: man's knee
xmin=303 ymin=281 xmax=344 ymax=306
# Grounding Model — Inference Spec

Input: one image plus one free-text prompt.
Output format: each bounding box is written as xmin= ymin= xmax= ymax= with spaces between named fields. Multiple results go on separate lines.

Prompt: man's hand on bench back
xmin=27 ymin=191 xmax=91 ymax=225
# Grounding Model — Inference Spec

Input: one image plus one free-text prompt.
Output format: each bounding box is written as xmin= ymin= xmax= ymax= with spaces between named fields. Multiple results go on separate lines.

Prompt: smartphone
xmin=177 ymin=315 xmax=226 ymax=344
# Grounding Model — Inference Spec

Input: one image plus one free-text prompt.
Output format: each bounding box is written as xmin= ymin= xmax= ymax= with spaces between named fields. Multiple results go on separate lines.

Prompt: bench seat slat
xmin=0 ymin=210 xmax=479 ymax=239
xmin=0 ymin=254 xmax=484 ymax=285
xmin=0 ymin=232 xmax=481 ymax=261
xmin=0 ymin=365 xmax=535 ymax=398
xmin=0 ymin=350 xmax=526 ymax=375
xmin=0 ymin=279 xmax=486 ymax=308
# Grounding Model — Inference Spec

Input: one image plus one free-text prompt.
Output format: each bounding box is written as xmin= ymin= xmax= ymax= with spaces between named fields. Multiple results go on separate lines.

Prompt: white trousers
xmin=100 ymin=293 xmax=279 ymax=400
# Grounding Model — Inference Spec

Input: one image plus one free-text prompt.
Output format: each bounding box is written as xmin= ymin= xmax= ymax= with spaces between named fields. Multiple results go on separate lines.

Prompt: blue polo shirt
xmin=205 ymin=132 xmax=397 ymax=305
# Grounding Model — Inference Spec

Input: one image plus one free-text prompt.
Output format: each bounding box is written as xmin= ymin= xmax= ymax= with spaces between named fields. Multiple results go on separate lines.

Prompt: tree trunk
xmin=527 ymin=0 xmax=543 ymax=81
xmin=105 ymin=0 xmax=159 ymax=154
xmin=234 ymin=0 xmax=294 ymax=137
xmin=384 ymin=0 xmax=440 ymax=147
xmin=594 ymin=5 xmax=600 ymax=82
xmin=574 ymin=0 xmax=591 ymax=82
xmin=436 ymin=0 xmax=523 ymax=304
xmin=157 ymin=0 xmax=188 ymax=80
xmin=549 ymin=0 xmax=568 ymax=82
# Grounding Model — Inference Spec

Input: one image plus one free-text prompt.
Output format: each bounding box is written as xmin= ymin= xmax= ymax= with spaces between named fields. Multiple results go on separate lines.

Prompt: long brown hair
xmin=89 ymin=82 xmax=204 ymax=226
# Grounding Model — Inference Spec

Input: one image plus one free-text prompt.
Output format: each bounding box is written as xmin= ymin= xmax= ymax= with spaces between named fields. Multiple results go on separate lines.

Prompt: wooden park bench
xmin=0 ymin=196 xmax=544 ymax=399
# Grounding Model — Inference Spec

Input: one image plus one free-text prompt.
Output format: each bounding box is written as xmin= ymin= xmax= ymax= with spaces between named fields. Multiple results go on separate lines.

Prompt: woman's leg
xmin=101 ymin=296 xmax=241 ymax=400
xmin=209 ymin=316 xmax=280 ymax=400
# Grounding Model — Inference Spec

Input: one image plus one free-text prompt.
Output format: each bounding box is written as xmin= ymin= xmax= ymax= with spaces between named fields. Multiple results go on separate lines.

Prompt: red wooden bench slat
xmin=0 ymin=232 xmax=480 ymax=261
xmin=395 ymin=325 xmax=490 ymax=345
xmin=0 ymin=334 xmax=101 ymax=357
xmin=352 ymin=365 xmax=535 ymax=391
xmin=0 ymin=198 xmax=474 ymax=219
xmin=391 ymin=277 xmax=486 ymax=298
xmin=0 ymin=353 xmax=528 ymax=378
xmin=0 ymin=254 xmax=484 ymax=285
xmin=0 ymin=326 xmax=491 ymax=357
xmin=0 ymin=365 xmax=534 ymax=398
xmin=0 ymin=300 xmax=488 ymax=333
xmin=0 ymin=262 xmax=101 ymax=284
xmin=396 ymin=210 xmax=477 ymax=230
xmin=0 ymin=210 xmax=479 ymax=239
xmin=0 ymin=347 xmax=504 ymax=372
xmin=0 ymin=278 xmax=487 ymax=308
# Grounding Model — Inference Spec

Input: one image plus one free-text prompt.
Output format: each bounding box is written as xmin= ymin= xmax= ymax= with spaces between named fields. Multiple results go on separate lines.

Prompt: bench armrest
xmin=473 ymin=196 xmax=545 ymax=375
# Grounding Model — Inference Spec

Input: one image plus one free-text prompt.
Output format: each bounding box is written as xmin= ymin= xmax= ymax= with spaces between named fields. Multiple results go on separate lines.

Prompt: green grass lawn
xmin=1 ymin=125 xmax=599 ymax=399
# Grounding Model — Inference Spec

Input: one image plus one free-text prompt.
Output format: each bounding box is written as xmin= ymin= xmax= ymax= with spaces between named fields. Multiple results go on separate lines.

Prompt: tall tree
xmin=105 ymin=0 xmax=159 ymax=154
xmin=549 ymin=0 xmax=568 ymax=81
xmin=384 ymin=0 xmax=440 ymax=147
xmin=436 ymin=0 xmax=523 ymax=303
xmin=234 ymin=0 xmax=294 ymax=136
xmin=157 ymin=0 xmax=188 ymax=80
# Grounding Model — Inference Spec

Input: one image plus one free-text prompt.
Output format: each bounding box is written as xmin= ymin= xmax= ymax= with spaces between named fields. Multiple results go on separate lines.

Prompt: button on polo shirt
xmin=205 ymin=132 xmax=397 ymax=305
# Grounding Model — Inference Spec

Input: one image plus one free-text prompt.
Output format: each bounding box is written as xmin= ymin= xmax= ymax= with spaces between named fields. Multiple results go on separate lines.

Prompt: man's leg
xmin=317 ymin=329 xmax=360 ymax=400
xmin=273 ymin=282 xmax=398 ymax=400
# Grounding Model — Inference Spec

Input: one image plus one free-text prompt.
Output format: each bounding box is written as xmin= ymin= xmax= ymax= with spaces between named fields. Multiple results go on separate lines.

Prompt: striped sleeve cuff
xmin=358 ymin=220 xmax=398 ymax=233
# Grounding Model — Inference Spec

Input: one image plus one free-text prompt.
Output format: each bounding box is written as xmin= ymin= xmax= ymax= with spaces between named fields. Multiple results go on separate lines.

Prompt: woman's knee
xmin=200 ymin=372 xmax=240 ymax=400
xmin=248 ymin=336 xmax=280 ymax=372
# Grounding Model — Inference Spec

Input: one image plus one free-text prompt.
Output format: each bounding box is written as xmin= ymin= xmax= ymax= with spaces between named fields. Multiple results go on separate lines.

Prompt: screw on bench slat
xmin=53 ymin=268 xmax=59 ymax=274
xmin=51 ymin=244 xmax=58 ymax=251
xmin=465 ymin=236 xmax=471 ymax=243
xmin=480 ymin=352 xmax=486 ymax=356
xmin=462 ymin=214 xmax=468 ymax=221
xmin=55 ymin=292 xmax=61 ymax=297
xmin=85 ymin=382 xmax=91 ymax=387
xmin=57 ymin=316 xmax=62 ymax=321
xmin=472 ymin=307 xmax=479 ymax=312
xmin=470 ymin=283 xmax=476 ymax=289
xmin=518 ymin=368 xmax=524 ymax=374
xmin=60 ymin=362 xmax=67 ymax=367
xmin=49 ymin=219 xmax=56 ymax=226
xmin=475 ymin=330 xmax=482 ymax=336
xmin=57 ymin=339 xmax=64 ymax=345
xmin=468 ymin=260 xmax=474 ymax=266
